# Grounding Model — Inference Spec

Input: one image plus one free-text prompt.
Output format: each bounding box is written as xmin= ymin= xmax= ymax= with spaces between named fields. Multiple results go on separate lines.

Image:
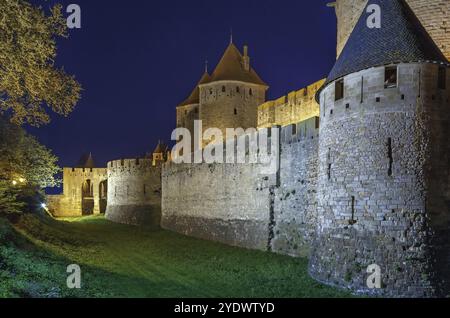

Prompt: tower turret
xmin=311 ymin=0 xmax=450 ymax=297
xmin=199 ymin=42 xmax=268 ymax=142
xmin=152 ymin=140 xmax=168 ymax=167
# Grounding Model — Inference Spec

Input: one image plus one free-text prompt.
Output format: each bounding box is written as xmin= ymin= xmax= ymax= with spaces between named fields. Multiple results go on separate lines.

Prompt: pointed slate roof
xmin=209 ymin=43 xmax=267 ymax=86
xmin=77 ymin=153 xmax=96 ymax=169
xmin=178 ymin=71 xmax=211 ymax=107
xmin=325 ymin=0 xmax=449 ymax=87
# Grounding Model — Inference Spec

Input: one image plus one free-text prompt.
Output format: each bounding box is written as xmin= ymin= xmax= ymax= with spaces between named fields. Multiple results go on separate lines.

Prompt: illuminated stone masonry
xmin=48 ymin=0 xmax=450 ymax=297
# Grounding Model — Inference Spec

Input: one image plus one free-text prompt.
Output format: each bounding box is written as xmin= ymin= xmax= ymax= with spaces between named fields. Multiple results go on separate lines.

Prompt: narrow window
xmin=249 ymin=88 xmax=253 ymax=96
xmin=209 ymin=88 xmax=213 ymax=95
xmin=222 ymin=86 xmax=226 ymax=92
xmin=315 ymin=117 xmax=320 ymax=129
xmin=143 ymin=184 xmax=146 ymax=195
xmin=418 ymin=69 xmax=422 ymax=98
xmin=236 ymin=86 xmax=240 ymax=93
xmin=195 ymin=107 xmax=199 ymax=114
xmin=136 ymin=158 xmax=140 ymax=165
xmin=384 ymin=66 xmax=397 ymax=89
xmin=387 ymin=138 xmax=393 ymax=176
xmin=292 ymin=124 xmax=297 ymax=135
xmin=121 ymin=159 xmax=124 ymax=166
xmin=327 ymin=164 xmax=332 ymax=180
xmin=438 ymin=67 xmax=446 ymax=89
xmin=349 ymin=196 xmax=357 ymax=225
xmin=234 ymin=108 xmax=237 ymax=115
xmin=335 ymin=79 xmax=344 ymax=101
xmin=360 ymin=76 xmax=364 ymax=103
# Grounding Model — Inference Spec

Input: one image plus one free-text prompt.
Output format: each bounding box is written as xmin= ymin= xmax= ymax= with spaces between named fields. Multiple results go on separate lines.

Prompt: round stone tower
xmin=105 ymin=158 xmax=161 ymax=227
xmin=332 ymin=0 xmax=450 ymax=60
xmin=199 ymin=42 xmax=268 ymax=141
xmin=311 ymin=0 xmax=450 ymax=297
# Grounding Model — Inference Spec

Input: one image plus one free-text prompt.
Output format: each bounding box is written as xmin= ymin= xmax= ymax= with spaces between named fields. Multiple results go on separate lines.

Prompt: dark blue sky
xmin=28 ymin=0 xmax=337 ymax=168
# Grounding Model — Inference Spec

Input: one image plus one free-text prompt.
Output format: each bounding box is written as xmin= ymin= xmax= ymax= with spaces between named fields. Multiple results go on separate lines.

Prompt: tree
xmin=0 ymin=0 xmax=82 ymax=127
xmin=0 ymin=117 xmax=60 ymax=215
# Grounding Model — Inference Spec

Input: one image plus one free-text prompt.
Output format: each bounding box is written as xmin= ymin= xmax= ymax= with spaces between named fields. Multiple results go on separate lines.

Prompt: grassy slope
xmin=0 ymin=215 xmax=351 ymax=298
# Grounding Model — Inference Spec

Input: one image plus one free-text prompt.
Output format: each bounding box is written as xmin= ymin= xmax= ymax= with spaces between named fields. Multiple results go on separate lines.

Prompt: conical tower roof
xmin=325 ymin=0 xmax=449 ymax=87
xmin=210 ymin=43 xmax=267 ymax=86
xmin=76 ymin=153 xmax=96 ymax=169
xmin=178 ymin=71 xmax=211 ymax=107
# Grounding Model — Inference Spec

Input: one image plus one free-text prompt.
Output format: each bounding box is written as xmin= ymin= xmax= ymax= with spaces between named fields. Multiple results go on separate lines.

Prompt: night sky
xmin=27 ymin=0 xmax=337 ymax=170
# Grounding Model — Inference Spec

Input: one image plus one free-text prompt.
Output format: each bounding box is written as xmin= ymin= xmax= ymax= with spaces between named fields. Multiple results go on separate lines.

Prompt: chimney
xmin=243 ymin=45 xmax=250 ymax=72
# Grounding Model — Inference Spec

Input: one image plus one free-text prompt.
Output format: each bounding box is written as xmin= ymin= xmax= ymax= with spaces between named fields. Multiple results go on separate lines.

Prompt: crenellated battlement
xmin=63 ymin=167 xmax=107 ymax=177
xmin=258 ymin=79 xmax=324 ymax=128
xmin=107 ymin=158 xmax=159 ymax=176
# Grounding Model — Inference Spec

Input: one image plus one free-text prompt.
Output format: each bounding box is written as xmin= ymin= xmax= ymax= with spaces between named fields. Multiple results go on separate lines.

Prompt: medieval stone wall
xmin=271 ymin=119 xmax=320 ymax=257
xmin=258 ymin=79 xmax=324 ymax=128
xmin=162 ymin=117 xmax=321 ymax=253
xmin=334 ymin=0 xmax=450 ymax=60
xmin=105 ymin=159 xmax=161 ymax=227
xmin=199 ymin=81 xmax=266 ymax=141
xmin=161 ymin=161 xmax=275 ymax=250
xmin=176 ymin=103 xmax=199 ymax=139
xmin=310 ymin=63 xmax=450 ymax=297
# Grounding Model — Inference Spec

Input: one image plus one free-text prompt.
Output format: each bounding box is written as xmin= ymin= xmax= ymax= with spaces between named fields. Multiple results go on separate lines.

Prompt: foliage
xmin=0 ymin=117 xmax=60 ymax=215
xmin=0 ymin=0 xmax=81 ymax=126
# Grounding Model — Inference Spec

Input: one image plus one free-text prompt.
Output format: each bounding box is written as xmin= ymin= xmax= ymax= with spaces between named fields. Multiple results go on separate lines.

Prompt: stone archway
xmin=81 ymin=179 xmax=94 ymax=215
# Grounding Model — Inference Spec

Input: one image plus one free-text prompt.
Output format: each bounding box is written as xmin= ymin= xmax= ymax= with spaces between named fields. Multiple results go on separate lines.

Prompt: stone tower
xmin=152 ymin=140 xmax=168 ymax=167
xmin=177 ymin=41 xmax=268 ymax=146
xmin=199 ymin=42 xmax=268 ymax=140
xmin=311 ymin=0 xmax=450 ymax=297
xmin=331 ymin=0 xmax=450 ymax=60
xmin=47 ymin=153 xmax=108 ymax=217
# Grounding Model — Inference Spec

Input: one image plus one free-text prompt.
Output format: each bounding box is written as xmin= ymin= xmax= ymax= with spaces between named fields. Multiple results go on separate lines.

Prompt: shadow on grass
xmin=1 ymin=214 xmax=353 ymax=298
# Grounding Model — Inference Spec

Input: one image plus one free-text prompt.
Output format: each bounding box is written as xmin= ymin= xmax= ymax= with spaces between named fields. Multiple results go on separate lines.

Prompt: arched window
xmin=222 ymin=86 xmax=226 ymax=92
xmin=236 ymin=87 xmax=240 ymax=93
xmin=249 ymin=88 xmax=253 ymax=96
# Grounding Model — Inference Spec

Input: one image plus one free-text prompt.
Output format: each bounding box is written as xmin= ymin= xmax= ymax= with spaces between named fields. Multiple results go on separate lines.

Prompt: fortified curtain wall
xmin=161 ymin=117 xmax=320 ymax=254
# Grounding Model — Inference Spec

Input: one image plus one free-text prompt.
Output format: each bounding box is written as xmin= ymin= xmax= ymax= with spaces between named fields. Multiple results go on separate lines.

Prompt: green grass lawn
xmin=0 ymin=214 xmax=351 ymax=298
